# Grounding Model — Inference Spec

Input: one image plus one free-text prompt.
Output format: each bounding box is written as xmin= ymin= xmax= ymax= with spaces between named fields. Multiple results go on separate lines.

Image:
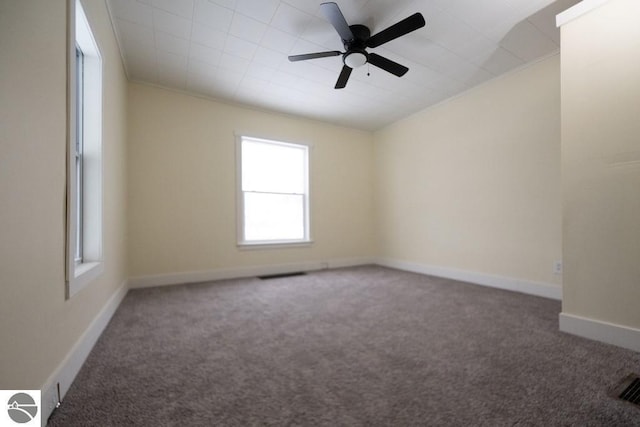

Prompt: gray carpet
xmin=48 ymin=266 xmax=640 ymax=426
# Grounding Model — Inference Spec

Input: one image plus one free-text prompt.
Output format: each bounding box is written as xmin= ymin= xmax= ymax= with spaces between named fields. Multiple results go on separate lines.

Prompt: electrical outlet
xmin=554 ymin=261 xmax=563 ymax=275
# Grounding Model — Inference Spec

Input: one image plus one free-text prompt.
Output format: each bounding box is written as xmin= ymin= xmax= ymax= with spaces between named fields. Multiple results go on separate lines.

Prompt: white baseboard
xmin=375 ymin=258 xmax=562 ymax=300
xmin=128 ymin=257 xmax=375 ymax=289
xmin=559 ymin=312 xmax=640 ymax=353
xmin=40 ymin=280 xmax=128 ymax=424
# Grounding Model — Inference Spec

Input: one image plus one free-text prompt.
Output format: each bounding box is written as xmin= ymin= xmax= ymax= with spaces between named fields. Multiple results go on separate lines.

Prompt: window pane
xmin=244 ymin=192 xmax=304 ymax=241
xmin=242 ymin=140 xmax=306 ymax=194
xmin=75 ymin=155 xmax=82 ymax=261
xmin=75 ymin=47 xmax=84 ymax=262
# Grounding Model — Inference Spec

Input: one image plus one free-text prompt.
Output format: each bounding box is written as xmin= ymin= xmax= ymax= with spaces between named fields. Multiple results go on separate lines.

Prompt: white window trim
xmin=235 ymin=134 xmax=313 ymax=248
xmin=66 ymin=0 xmax=104 ymax=298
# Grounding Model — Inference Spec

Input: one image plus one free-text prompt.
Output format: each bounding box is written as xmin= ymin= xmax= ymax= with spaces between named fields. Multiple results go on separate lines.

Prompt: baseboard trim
xmin=40 ymin=280 xmax=129 ymax=424
xmin=375 ymin=258 xmax=562 ymax=300
xmin=559 ymin=312 xmax=640 ymax=353
xmin=128 ymin=257 xmax=375 ymax=288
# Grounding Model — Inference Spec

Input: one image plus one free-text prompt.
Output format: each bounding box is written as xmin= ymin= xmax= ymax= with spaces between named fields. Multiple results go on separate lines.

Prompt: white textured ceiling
xmin=107 ymin=0 xmax=579 ymax=130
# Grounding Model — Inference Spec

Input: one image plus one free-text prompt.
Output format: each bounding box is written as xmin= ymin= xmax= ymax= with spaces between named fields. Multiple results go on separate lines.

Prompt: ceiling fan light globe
xmin=344 ymin=52 xmax=367 ymax=68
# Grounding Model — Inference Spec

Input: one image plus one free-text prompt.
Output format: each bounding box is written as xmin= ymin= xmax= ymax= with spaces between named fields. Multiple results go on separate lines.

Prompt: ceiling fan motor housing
xmin=345 ymin=24 xmax=371 ymax=45
xmin=343 ymin=24 xmax=370 ymax=68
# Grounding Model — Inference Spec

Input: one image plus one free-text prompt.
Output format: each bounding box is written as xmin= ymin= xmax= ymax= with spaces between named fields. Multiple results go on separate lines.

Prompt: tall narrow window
xmin=237 ymin=136 xmax=311 ymax=246
xmin=67 ymin=0 xmax=103 ymax=298
xmin=75 ymin=46 xmax=84 ymax=263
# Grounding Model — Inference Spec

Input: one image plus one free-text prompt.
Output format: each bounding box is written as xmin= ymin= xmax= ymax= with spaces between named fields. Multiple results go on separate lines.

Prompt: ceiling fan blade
xmin=321 ymin=2 xmax=354 ymax=42
xmin=335 ymin=65 xmax=352 ymax=89
xmin=367 ymin=53 xmax=409 ymax=77
xmin=366 ymin=13 xmax=425 ymax=48
xmin=288 ymin=51 xmax=342 ymax=62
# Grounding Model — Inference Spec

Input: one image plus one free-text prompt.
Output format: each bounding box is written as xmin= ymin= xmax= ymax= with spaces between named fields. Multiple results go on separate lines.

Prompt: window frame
xmin=66 ymin=0 xmax=104 ymax=298
xmin=235 ymin=135 xmax=312 ymax=248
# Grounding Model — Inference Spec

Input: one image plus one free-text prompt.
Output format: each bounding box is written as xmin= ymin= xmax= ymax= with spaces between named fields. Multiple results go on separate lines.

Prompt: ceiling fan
xmin=288 ymin=2 xmax=426 ymax=89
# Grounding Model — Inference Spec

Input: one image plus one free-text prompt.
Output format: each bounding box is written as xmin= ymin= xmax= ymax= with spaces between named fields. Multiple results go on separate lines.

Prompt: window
xmin=75 ymin=46 xmax=84 ymax=263
xmin=237 ymin=136 xmax=311 ymax=246
xmin=66 ymin=0 xmax=103 ymax=298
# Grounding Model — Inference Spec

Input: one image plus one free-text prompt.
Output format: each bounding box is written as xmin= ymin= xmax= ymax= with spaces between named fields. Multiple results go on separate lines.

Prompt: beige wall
xmin=560 ymin=0 xmax=640 ymax=327
xmin=0 ymin=0 xmax=127 ymax=389
xmin=374 ymin=56 xmax=562 ymax=287
xmin=4 ymin=0 xmax=636 ymax=399
xmin=127 ymin=83 xmax=374 ymax=278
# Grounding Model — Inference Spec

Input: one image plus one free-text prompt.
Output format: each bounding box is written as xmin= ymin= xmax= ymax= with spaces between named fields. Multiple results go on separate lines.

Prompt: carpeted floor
xmin=48 ymin=266 xmax=640 ymax=426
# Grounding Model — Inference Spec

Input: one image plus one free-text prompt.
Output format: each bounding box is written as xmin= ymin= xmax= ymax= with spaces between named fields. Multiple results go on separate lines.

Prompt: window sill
xmin=68 ymin=261 xmax=103 ymax=298
xmin=237 ymin=240 xmax=314 ymax=250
